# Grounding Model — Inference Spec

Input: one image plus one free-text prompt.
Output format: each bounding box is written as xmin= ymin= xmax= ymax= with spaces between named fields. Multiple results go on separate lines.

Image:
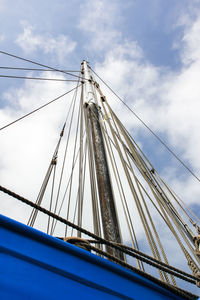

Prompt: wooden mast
xmin=82 ymin=60 xmax=124 ymax=260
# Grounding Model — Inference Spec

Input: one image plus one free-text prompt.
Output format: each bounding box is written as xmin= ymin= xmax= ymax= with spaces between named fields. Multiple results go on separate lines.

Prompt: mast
xmin=82 ymin=60 xmax=124 ymax=260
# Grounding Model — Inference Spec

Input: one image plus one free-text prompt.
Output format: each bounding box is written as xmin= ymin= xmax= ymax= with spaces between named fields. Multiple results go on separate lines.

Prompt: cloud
xmin=88 ymin=6 xmax=200 ymax=289
xmin=1 ymin=2 xmax=200 ymax=291
xmin=84 ymin=6 xmax=200 ymax=275
xmin=93 ymin=6 xmax=200 ymax=190
xmin=174 ymin=5 xmax=200 ymax=65
xmin=79 ymin=0 xmax=200 ymax=223
xmin=0 ymin=72 xmax=77 ymax=224
xmin=15 ymin=22 xmax=76 ymax=63
xmin=0 ymin=34 xmax=4 ymax=42
xmin=79 ymin=0 xmax=122 ymax=51
xmin=157 ymin=13 xmax=200 ymax=168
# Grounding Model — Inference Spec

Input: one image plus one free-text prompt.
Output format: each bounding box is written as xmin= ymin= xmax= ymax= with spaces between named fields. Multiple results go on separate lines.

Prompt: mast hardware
xmin=57 ymin=237 xmax=91 ymax=252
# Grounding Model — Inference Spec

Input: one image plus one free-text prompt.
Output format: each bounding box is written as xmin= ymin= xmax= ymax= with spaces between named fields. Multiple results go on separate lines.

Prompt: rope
xmin=85 ymin=245 xmax=197 ymax=300
xmin=98 ymin=105 xmax=144 ymax=266
xmin=27 ymin=123 xmax=65 ymax=227
xmin=51 ymin=148 xmax=80 ymax=235
xmin=101 ymin=99 xmax=164 ymax=273
xmin=65 ymin=93 xmax=82 ymax=236
xmin=50 ymin=82 xmax=80 ymax=234
xmin=91 ymin=67 xmax=200 ymax=184
xmin=101 ymin=119 xmax=144 ymax=270
xmin=102 ymin=96 xmax=200 ymax=267
xmin=47 ymin=162 xmax=57 ymax=234
xmin=84 ymin=105 xmax=102 ymax=240
xmin=84 ymin=81 xmax=200 ymax=284
xmin=95 ymin=84 xmax=200 ymax=286
xmin=0 ymin=184 xmax=198 ymax=286
xmin=77 ymin=84 xmax=85 ymax=237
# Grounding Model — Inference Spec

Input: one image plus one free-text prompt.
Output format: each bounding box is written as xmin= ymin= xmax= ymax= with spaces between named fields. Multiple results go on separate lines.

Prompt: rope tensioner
xmin=57 ymin=237 xmax=91 ymax=252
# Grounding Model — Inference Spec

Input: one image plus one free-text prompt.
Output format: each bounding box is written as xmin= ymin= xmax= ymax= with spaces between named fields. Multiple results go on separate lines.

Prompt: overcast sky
xmin=0 ymin=0 xmax=200 ymax=294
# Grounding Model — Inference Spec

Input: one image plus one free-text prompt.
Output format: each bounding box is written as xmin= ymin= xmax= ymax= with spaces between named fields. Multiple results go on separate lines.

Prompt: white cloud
xmin=79 ymin=0 xmax=122 ymax=51
xmin=0 ymin=34 xmax=4 ymax=42
xmin=16 ymin=22 xmax=76 ymax=63
xmin=1 ymin=2 xmax=200 ymax=291
xmin=0 ymin=73 xmax=77 ymax=224
xmin=175 ymin=8 xmax=200 ymax=65
xmin=79 ymin=0 xmax=200 ymax=211
xmin=79 ymin=8 xmax=200 ymax=267
xmin=93 ymin=8 xmax=200 ymax=189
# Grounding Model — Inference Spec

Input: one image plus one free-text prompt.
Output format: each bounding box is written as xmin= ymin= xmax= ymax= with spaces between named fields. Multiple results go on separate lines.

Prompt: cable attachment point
xmin=150 ymin=168 xmax=155 ymax=174
xmin=194 ymin=234 xmax=200 ymax=256
xmin=195 ymin=274 xmax=200 ymax=288
xmin=187 ymin=258 xmax=200 ymax=287
xmin=190 ymin=220 xmax=200 ymax=234
xmin=51 ymin=157 xmax=57 ymax=165
xmin=57 ymin=236 xmax=91 ymax=252
xmin=94 ymin=81 xmax=100 ymax=89
xmin=101 ymin=96 xmax=106 ymax=102
xmin=60 ymin=123 xmax=66 ymax=137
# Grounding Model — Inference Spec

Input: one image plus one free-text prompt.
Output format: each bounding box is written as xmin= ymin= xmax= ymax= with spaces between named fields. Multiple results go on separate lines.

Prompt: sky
xmin=0 ymin=0 xmax=200 ymax=295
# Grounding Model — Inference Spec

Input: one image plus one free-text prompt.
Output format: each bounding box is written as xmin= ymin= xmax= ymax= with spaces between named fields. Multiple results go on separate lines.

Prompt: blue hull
xmin=0 ymin=214 xmax=196 ymax=299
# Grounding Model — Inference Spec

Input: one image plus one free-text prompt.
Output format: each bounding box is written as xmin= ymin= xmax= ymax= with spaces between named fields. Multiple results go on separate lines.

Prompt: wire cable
xmin=0 ymin=50 xmax=82 ymax=80
xmin=0 ymin=74 xmax=79 ymax=82
xmin=0 ymin=85 xmax=81 ymax=131
xmin=91 ymin=67 xmax=200 ymax=184
xmin=0 ymin=67 xmax=80 ymax=72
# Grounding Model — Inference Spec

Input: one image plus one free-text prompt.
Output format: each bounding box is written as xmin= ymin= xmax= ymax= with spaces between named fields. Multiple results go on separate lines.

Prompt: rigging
xmin=91 ymin=67 xmax=200 ymax=184
xmin=0 ymin=74 xmax=79 ymax=82
xmin=0 ymin=50 xmax=82 ymax=80
xmin=0 ymin=85 xmax=81 ymax=131
xmin=0 ymin=59 xmax=200 ymax=295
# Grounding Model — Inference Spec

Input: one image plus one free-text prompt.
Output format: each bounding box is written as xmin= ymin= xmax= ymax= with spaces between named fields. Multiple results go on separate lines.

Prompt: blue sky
xmin=0 ymin=0 xmax=196 ymax=67
xmin=0 ymin=0 xmax=200 ymax=294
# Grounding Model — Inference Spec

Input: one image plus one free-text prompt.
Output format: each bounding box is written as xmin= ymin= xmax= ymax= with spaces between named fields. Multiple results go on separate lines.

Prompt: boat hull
xmin=0 ymin=214 xmax=196 ymax=299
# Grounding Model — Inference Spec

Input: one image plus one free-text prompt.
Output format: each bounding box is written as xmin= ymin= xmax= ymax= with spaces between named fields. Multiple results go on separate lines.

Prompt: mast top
xmin=82 ymin=60 xmax=96 ymax=105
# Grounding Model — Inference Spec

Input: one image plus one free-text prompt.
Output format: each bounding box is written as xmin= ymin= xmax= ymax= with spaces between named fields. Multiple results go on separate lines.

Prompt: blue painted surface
xmin=0 ymin=214 xmax=195 ymax=299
